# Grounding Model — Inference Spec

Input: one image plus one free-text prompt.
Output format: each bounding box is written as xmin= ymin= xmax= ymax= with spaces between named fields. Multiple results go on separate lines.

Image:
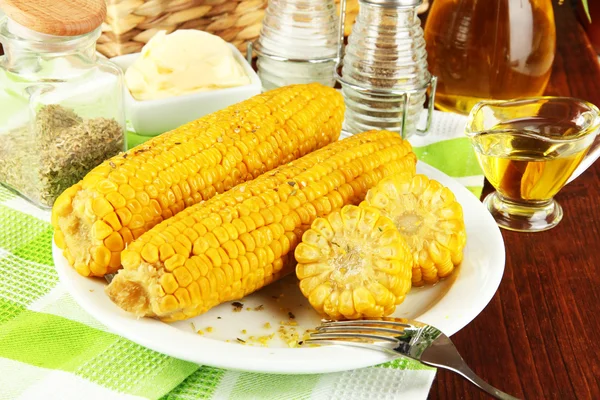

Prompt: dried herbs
xmin=0 ymin=104 xmax=123 ymax=208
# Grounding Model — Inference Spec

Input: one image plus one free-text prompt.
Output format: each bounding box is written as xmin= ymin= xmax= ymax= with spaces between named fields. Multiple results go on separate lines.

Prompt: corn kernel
xmin=92 ymin=220 xmax=113 ymax=241
xmin=106 ymin=192 xmax=127 ymax=209
xmin=104 ymin=232 xmax=125 ymax=252
xmin=92 ymin=197 xmax=114 ymax=219
xmin=119 ymin=227 xmax=133 ymax=244
xmin=54 ymin=230 xmax=65 ymax=248
xmin=116 ymin=208 xmax=132 ymax=226
xmin=164 ymin=254 xmax=186 ymax=271
xmin=173 ymin=267 xmax=193 ymax=287
xmin=174 ymin=288 xmax=191 ymax=308
xmin=92 ymin=246 xmax=111 ymax=267
xmin=141 ymin=243 xmax=159 ymax=263
xmin=121 ymin=249 xmax=141 ymax=269
xmin=159 ymin=243 xmax=175 ymax=261
xmin=97 ymin=179 xmax=118 ymax=194
xmin=129 ymin=214 xmax=145 ymax=229
xmin=103 ymin=212 xmax=122 ymax=231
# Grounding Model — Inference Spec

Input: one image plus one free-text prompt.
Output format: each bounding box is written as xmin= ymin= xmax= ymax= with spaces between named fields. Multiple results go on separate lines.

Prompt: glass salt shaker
xmin=0 ymin=0 xmax=126 ymax=208
xmin=338 ymin=0 xmax=437 ymax=138
xmin=253 ymin=0 xmax=340 ymax=91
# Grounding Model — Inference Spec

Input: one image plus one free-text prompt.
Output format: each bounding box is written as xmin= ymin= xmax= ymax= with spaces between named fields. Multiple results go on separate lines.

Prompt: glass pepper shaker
xmin=0 ymin=0 xmax=126 ymax=208
xmin=254 ymin=0 xmax=340 ymax=91
xmin=337 ymin=0 xmax=436 ymax=138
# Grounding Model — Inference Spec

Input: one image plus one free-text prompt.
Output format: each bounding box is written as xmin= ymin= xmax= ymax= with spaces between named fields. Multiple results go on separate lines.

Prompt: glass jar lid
xmin=0 ymin=0 xmax=105 ymax=36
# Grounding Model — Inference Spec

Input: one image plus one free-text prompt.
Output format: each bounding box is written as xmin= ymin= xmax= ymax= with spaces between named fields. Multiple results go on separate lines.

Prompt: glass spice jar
xmin=256 ymin=0 xmax=340 ymax=91
xmin=0 ymin=0 xmax=126 ymax=208
xmin=339 ymin=0 xmax=433 ymax=138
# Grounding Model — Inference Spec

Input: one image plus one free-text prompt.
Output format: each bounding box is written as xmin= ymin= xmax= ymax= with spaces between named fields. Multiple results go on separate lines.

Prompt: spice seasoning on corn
xmin=52 ymin=83 xmax=344 ymax=278
xmin=295 ymin=205 xmax=413 ymax=320
xmin=105 ymin=130 xmax=416 ymax=322
xmin=362 ymin=173 xmax=467 ymax=286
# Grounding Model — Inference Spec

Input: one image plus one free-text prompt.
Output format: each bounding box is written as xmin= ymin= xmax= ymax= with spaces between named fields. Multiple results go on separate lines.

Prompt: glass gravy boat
xmin=466 ymin=97 xmax=600 ymax=232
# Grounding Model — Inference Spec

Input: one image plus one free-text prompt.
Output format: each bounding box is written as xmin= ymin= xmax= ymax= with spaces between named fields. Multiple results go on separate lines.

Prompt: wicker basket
xmin=97 ymin=0 xmax=428 ymax=58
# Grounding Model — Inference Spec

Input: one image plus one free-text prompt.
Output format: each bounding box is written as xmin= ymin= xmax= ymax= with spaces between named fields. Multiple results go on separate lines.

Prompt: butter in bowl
xmin=111 ymin=30 xmax=261 ymax=136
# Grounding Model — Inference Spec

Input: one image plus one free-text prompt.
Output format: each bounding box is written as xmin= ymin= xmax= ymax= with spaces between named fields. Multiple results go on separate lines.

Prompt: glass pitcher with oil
xmin=425 ymin=0 xmax=556 ymax=115
xmin=466 ymin=97 xmax=600 ymax=232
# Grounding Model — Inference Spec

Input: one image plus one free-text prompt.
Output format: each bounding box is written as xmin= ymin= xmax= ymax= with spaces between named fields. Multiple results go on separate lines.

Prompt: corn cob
xmin=52 ymin=83 xmax=344 ymax=277
xmin=362 ymin=173 xmax=466 ymax=286
xmin=106 ymin=130 xmax=417 ymax=321
xmin=295 ymin=205 xmax=413 ymax=320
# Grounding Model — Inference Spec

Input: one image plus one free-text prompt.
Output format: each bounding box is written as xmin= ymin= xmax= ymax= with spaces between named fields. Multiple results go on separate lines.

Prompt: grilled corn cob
xmin=52 ymin=84 xmax=344 ymax=277
xmin=106 ymin=130 xmax=416 ymax=321
xmin=295 ymin=205 xmax=413 ymax=320
xmin=362 ymin=173 xmax=466 ymax=286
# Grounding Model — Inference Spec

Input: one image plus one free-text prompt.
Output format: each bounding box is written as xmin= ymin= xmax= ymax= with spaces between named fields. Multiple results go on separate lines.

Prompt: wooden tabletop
xmin=428 ymin=1 xmax=600 ymax=399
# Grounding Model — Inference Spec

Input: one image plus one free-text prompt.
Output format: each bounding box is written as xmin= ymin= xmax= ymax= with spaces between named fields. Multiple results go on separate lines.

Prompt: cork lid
xmin=0 ymin=0 xmax=106 ymax=36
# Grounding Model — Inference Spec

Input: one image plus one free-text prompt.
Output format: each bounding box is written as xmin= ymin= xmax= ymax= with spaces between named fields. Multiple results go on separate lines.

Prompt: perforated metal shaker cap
xmin=359 ymin=0 xmax=423 ymax=7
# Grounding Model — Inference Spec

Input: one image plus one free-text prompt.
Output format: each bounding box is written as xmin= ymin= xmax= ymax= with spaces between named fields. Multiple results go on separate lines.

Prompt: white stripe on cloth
xmin=0 ymin=358 xmax=145 ymax=400
xmin=2 ymin=197 xmax=51 ymax=223
xmin=210 ymin=370 xmax=241 ymax=400
xmin=309 ymin=366 xmax=436 ymax=400
xmin=0 ymin=250 xmax=57 ymax=307
xmin=27 ymin=284 xmax=108 ymax=332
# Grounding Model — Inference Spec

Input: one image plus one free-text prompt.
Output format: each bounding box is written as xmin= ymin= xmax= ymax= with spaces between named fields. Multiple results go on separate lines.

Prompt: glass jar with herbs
xmin=0 ymin=0 xmax=125 ymax=208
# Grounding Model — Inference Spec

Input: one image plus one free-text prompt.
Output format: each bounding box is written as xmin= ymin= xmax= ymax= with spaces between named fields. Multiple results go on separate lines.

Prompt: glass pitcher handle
xmin=413 ymin=75 xmax=437 ymax=137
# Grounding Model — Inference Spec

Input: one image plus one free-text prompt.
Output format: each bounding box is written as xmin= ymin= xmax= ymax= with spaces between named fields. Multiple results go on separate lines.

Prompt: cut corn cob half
xmin=295 ymin=205 xmax=413 ymax=320
xmin=105 ymin=130 xmax=417 ymax=322
xmin=362 ymin=173 xmax=466 ymax=286
xmin=52 ymin=83 xmax=344 ymax=277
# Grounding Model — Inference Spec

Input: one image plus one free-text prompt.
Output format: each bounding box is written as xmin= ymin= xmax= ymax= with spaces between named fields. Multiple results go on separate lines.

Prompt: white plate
xmin=54 ymin=161 xmax=505 ymax=374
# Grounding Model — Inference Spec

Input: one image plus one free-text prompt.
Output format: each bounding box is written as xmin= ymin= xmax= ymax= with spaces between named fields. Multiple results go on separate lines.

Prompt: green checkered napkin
xmin=0 ymin=111 xmax=482 ymax=400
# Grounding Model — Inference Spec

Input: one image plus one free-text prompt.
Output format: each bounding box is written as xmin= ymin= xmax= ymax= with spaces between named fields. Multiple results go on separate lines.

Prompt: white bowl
xmin=111 ymin=44 xmax=262 ymax=136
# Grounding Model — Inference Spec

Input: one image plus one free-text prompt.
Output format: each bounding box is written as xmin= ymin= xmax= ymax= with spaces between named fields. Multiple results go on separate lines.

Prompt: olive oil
xmin=424 ymin=0 xmax=556 ymax=115
xmin=472 ymin=118 xmax=589 ymax=202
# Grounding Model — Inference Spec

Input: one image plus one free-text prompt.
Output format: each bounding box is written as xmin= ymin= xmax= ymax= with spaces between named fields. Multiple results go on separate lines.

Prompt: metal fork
xmin=303 ymin=318 xmax=520 ymax=400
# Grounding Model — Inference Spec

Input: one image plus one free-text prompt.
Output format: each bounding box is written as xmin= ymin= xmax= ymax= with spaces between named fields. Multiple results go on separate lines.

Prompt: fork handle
xmin=420 ymin=336 xmax=520 ymax=400
xmin=424 ymin=360 xmax=520 ymax=400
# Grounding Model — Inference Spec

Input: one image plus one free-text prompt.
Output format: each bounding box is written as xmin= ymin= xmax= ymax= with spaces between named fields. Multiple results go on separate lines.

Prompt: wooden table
xmin=428 ymin=1 xmax=600 ymax=399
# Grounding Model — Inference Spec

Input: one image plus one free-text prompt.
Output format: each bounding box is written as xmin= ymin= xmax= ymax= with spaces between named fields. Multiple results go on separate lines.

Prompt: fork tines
xmin=321 ymin=319 xmax=413 ymax=329
xmin=310 ymin=331 xmax=401 ymax=344
xmin=306 ymin=319 xmax=415 ymax=346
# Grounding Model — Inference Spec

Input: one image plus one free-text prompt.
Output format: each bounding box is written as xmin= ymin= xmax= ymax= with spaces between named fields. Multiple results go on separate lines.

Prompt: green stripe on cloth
xmin=0 ymin=309 xmax=119 ymax=370
xmin=0 ymin=298 xmax=25 ymax=324
xmin=413 ymin=137 xmax=482 ymax=178
xmin=128 ymin=131 xmax=153 ymax=149
xmin=0 ymin=185 xmax=16 ymax=202
xmin=378 ymin=357 xmax=435 ymax=371
xmin=230 ymin=372 xmax=320 ymax=400
xmin=161 ymin=367 xmax=225 ymax=400
xmin=0 ymin=309 xmax=198 ymax=398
